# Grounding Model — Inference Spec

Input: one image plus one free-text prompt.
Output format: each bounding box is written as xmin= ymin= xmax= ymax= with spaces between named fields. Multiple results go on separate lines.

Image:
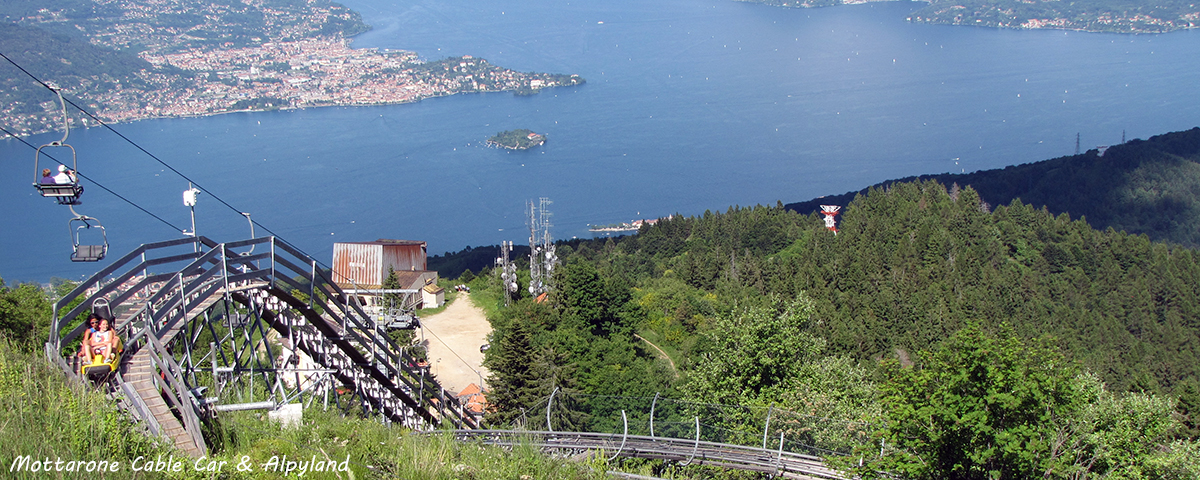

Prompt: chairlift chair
xmin=32 ymin=87 xmax=84 ymax=205
xmin=377 ymin=295 xmax=418 ymax=329
xmin=70 ymin=215 xmax=107 ymax=262
xmin=34 ymin=143 xmax=84 ymax=205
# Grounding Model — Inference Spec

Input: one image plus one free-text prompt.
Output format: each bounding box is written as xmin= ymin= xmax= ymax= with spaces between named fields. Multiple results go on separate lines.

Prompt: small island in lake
xmin=588 ymin=216 xmax=671 ymax=232
xmin=487 ymin=129 xmax=547 ymax=150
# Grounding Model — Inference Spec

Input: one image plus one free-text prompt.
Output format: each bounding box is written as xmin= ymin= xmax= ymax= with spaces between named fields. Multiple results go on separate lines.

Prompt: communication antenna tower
xmin=528 ymin=200 xmax=543 ymax=296
xmin=539 ymin=197 xmax=557 ymax=293
xmin=497 ymin=241 xmax=517 ymax=306
xmin=820 ymin=205 xmax=841 ymax=234
xmin=1075 ymin=133 xmax=1081 ymax=155
xmin=526 ymin=197 xmax=558 ymax=297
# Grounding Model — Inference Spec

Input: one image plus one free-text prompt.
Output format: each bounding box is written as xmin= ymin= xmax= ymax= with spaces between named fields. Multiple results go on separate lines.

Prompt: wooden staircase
xmin=120 ymin=288 xmax=223 ymax=456
xmin=124 ymin=358 xmax=203 ymax=456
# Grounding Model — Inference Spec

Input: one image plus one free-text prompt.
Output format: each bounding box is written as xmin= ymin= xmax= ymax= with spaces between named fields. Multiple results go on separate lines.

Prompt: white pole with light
xmin=183 ymin=183 xmax=201 ymax=251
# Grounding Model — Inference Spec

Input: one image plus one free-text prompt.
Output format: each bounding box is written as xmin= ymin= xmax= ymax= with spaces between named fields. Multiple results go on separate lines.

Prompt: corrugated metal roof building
xmin=332 ymin=239 xmax=429 ymax=289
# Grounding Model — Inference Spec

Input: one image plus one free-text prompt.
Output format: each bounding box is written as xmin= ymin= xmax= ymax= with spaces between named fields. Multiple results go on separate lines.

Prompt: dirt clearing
xmin=418 ymin=293 xmax=491 ymax=395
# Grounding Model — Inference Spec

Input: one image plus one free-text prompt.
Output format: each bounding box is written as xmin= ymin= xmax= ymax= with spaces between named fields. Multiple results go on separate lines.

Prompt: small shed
xmin=422 ymin=281 xmax=445 ymax=309
xmin=332 ymin=239 xmax=428 ymax=289
xmin=333 ymin=239 xmax=441 ymax=313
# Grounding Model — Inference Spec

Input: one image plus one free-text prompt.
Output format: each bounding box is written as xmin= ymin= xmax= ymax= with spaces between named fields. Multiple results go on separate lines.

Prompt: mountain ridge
xmin=787 ymin=127 xmax=1200 ymax=248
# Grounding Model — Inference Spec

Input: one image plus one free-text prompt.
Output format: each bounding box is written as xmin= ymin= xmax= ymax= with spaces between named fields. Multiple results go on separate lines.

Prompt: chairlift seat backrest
xmin=72 ymin=244 xmax=106 ymax=262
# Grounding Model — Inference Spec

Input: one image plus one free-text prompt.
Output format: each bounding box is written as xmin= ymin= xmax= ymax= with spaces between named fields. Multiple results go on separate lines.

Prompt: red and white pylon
xmin=820 ymin=205 xmax=840 ymax=234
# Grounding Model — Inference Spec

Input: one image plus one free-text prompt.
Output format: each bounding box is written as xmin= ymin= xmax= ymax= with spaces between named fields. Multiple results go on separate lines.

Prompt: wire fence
xmin=514 ymin=391 xmax=874 ymax=457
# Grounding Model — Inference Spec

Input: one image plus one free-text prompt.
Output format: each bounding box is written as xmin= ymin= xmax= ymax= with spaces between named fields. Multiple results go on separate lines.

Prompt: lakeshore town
xmin=4 ymin=37 xmax=582 ymax=136
xmin=97 ymin=38 xmax=583 ymax=127
xmin=2 ymin=0 xmax=581 ymax=135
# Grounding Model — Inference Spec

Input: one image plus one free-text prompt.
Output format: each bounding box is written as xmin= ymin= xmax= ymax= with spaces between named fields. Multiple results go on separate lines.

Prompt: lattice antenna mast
xmin=820 ymin=205 xmax=841 ymax=235
xmin=539 ymin=197 xmax=558 ymax=293
xmin=527 ymin=200 xmax=543 ymax=297
xmin=497 ymin=241 xmax=517 ymax=306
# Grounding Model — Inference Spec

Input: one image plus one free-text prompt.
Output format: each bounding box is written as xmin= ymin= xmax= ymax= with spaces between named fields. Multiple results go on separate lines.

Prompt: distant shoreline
xmin=737 ymin=0 xmax=1200 ymax=34
xmin=17 ymin=70 xmax=582 ymax=138
xmin=100 ymin=89 xmax=488 ymax=128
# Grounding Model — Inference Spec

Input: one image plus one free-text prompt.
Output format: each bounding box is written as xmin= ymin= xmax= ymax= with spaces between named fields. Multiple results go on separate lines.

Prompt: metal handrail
xmin=49 ymin=236 xmax=211 ymax=351
xmin=146 ymin=334 xmax=207 ymax=452
xmin=446 ymin=429 xmax=844 ymax=479
xmin=47 ymin=235 xmax=480 ymax=447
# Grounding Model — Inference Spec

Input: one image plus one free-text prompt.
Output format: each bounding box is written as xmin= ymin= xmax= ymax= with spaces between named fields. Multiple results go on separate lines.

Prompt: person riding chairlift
xmin=53 ymin=164 xmax=77 ymax=184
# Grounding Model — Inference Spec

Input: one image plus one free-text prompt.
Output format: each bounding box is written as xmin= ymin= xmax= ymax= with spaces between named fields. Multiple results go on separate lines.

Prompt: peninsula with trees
xmin=487 ymin=129 xmax=547 ymax=150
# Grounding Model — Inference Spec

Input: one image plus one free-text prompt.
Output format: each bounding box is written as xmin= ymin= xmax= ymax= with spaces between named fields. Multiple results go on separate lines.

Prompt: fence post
xmin=682 ymin=416 xmax=700 ymax=466
xmin=777 ymin=431 xmax=785 ymax=472
xmin=762 ymin=404 xmax=774 ymax=450
xmin=649 ymin=392 xmax=658 ymax=439
xmin=270 ymin=238 xmax=277 ymax=285
xmin=607 ymin=410 xmax=629 ymax=461
xmin=308 ymin=260 xmax=317 ymax=310
xmin=50 ymin=302 xmax=60 ymax=350
xmin=546 ymin=386 xmax=559 ymax=432
xmin=221 ymin=244 xmax=229 ymax=292
xmin=173 ymin=272 xmax=185 ymax=331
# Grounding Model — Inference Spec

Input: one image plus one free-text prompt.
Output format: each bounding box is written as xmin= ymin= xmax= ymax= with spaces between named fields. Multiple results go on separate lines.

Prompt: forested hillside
xmin=546 ymin=184 xmax=1200 ymax=394
xmin=469 ymin=176 xmax=1200 ymax=476
xmin=0 ymin=21 xmax=157 ymax=121
xmin=783 ymin=181 xmax=1199 ymax=393
xmin=788 ymin=127 xmax=1200 ymax=248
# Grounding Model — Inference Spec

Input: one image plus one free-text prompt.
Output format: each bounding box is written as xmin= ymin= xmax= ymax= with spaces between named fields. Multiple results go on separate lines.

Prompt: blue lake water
xmin=3 ymin=0 xmax=1199 ymax=282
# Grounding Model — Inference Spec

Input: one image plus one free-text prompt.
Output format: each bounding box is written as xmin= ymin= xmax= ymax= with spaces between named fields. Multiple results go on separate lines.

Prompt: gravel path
xmin=418 ymin=293 xmax=492 ymax=396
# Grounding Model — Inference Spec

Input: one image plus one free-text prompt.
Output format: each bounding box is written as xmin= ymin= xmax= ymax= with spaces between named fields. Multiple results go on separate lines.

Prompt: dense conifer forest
xmin=449 ymin=133 xmax=1200 ymax=474
xmin=495 ymin=181 xmax=1200 ymax=397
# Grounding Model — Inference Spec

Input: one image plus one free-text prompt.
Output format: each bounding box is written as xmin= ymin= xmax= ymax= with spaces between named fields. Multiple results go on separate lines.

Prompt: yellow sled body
xmin=80 ymin=337 xmax=122 ymax=378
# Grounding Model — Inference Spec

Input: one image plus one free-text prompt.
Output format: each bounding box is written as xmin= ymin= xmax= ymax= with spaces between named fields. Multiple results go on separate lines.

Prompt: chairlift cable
xmin=0 ymin=123 xmax=185 ymax=233
xmin=1 ymin=52 xmax=348 ymax=281
xmin=2 ymin=51 xmax=257 ymax=228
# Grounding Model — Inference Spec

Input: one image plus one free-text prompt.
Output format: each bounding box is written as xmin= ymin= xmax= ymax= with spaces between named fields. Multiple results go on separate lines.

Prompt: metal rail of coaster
xmin=45 ymin=236 xmax=478 ymax=454
xmin=446 ymin=429 xmax=845 ymax=479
